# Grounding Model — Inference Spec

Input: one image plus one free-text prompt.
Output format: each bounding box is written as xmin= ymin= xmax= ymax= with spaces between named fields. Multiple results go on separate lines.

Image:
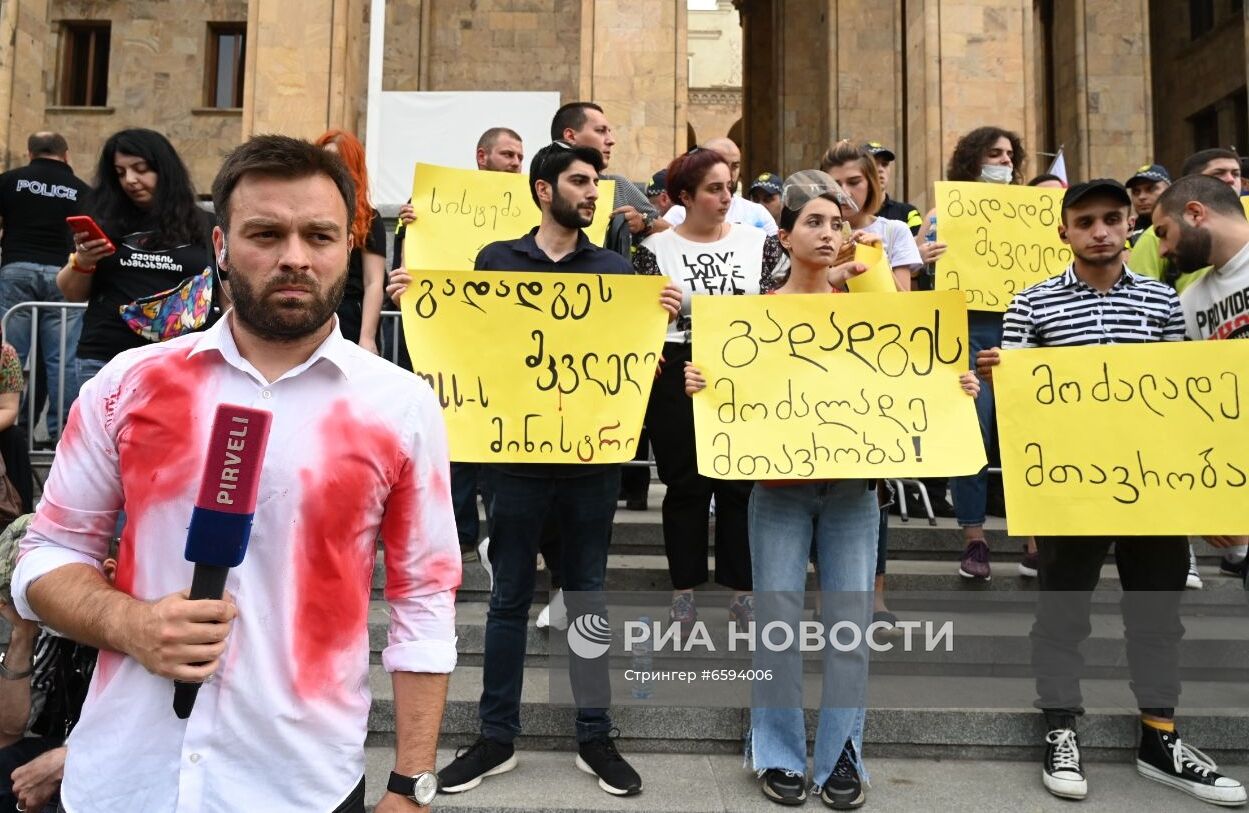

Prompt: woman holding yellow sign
xmin=684 ymin=171 xmax=979 ymax=808
xmin=632 ymin=148 xmax=782 ymax=633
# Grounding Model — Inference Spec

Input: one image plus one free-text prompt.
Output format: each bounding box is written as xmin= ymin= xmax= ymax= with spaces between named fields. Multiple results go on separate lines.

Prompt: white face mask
xmin=979 ymin=164 xmax=1013 ymax=184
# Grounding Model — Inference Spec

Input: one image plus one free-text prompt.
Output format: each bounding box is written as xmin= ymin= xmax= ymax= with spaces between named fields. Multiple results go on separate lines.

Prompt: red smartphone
xmin=65 ymin=215 xmax=115 ymax=253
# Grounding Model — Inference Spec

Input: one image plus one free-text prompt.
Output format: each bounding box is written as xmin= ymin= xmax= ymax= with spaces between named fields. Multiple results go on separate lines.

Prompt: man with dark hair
xmin=866 ymin=141 xmax=923 ymax=235
xmin=0 ymin=131 xmax=90 ymax=441
xmin=747 ymin=171 xmax=782 ymax=224
xmin=552 ymin=101 xmax=664 ymax=238
xmin=977 ymin=179 xmax=1245 ymax=807
xmin=1153 ymin=174 xmax=1249 ymax=582
xmin=1131 ymin=148 xmax=1242 ymax=292
xmin=1125 ymin=164 xmax=1171 ymax=245
xmin=437 ymin=141 xmax=679 ymax=800
xmin=13 ymin=134 xmax=460 ymax=813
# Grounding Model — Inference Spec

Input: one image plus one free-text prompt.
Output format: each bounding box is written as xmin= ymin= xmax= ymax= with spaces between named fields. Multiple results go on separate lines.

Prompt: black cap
xmin=1125 ymin=163 xmax=1171 ymax=188
xmin=865 ymin=141 xmax=896 ymax=162
xmin=1062 ymin=179 xmax=1131 ymax=212
xmin=645 ymin=168 xmax=667 ymax=197
xmin=748 ymin=171 xmax=782 ymax=197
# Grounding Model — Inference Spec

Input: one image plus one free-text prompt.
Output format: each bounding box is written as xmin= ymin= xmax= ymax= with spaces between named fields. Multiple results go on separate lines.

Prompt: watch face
xmin=413 ymin=771 xmax=438 ymax=803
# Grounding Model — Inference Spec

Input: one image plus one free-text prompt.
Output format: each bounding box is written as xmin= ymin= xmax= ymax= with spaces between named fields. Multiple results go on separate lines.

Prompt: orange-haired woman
xmin=315 ymin=130 xmax=385 ymax=352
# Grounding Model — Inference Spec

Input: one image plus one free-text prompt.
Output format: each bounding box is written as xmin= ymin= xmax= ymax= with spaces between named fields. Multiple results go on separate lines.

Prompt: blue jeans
xmin=450 ymin=462 xmax=493 ymax=548
xmin=0 ymin=262 xmax=82 ymax=439
xmin=748 ymin=480 xmax=878 ymax=788
xmin=75 ymin=357 xmax=107 ymax=387
xmin=949 ymin=312 xmax=1003 ymax=527
xmin=479 ymin=468 xmax=619 ymax=744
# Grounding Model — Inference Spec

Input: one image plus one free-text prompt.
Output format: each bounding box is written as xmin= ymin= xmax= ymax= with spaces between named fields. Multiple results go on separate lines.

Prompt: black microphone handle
xmin=173 ymin=564 xmax=230 ymax=720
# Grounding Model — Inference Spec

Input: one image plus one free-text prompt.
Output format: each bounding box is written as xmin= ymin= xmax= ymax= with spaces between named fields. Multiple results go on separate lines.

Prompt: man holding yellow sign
xmin=410 ymin=141 xmax=679 ymax=801
xmin=977 ymin=179 xmax=1245 ymax=806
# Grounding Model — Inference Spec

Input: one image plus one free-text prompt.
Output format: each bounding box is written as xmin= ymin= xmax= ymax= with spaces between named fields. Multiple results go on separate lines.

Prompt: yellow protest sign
xmin=400 ymin=270 xmax=667 ymax=463
xmin=403 ymin=163 xmax=616 ymax=271
xmin=1242 ymin=197 xmax=1249 ymax=219
xmin=847 ymin=243 xmax=896 ymax=293
xmin=935 ymin=181 xmax=1073 ymax=312
xmin=690 ymin=291 xmax=986 ymax=479
xmin=996 ymin=342 xmax=1249 ymax=535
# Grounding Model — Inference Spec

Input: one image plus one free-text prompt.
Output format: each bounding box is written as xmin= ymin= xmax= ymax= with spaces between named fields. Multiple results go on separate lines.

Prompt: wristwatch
xmin=387 ymin=770 xmax=438 ymax=806
xmin=641 ymin=210 xmax=656 ymax=234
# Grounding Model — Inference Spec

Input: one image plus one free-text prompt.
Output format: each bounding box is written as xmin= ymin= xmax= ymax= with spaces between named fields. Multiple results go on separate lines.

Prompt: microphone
xmin=173 ymin=403 xmax=273 ymax=719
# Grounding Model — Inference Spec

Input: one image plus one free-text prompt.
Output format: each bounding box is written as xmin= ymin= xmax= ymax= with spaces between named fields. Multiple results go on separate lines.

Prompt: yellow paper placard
xmin=403 ymin=163 xmax=616 ymax=271
xmin=996 ymin=342 xmax=1249 ymax=535
xmin=400 ymin=271 xmax=666 ymax=463
xmin=690 ymin=290 xmax=986 ymax=479
xmin=934 ymin=181 xmax=1073 ymax=312
xmin=847 ymin=242 xmax=897 ymax=293
xmin=1242 ymin=197 xmax=1249 ymax=219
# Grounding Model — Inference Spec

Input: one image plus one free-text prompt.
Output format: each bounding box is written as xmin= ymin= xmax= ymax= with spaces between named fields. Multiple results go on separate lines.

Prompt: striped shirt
xmin=1001 ymin=265 xmax=1186 ymax=349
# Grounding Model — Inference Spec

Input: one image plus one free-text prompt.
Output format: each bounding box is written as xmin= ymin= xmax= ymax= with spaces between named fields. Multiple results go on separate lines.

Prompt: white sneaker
xmin=1042 ymin=728 xmax=1088 ymax=800
xmin=536 ymin=588 xmax=568 ymax=630
xmin=1186 ymin=545 xmax=1204 ymax=590
xmin=477 ymin=536 xmax=493 ymax=591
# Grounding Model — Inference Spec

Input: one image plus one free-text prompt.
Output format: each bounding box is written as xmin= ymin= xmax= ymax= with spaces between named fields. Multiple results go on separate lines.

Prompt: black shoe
xmin=437 ymin=737 xmax=517 ymax=793
xmin=1042 ymin=728 xmax=1087 ymax=800
xmin=576 ymin=731 xmax=643 ymax=796
xmin=760 ymin=768 xmax=807 ymax=805
xmin=624 ymin=496 xmax=648 ymax=511
xmin=819 ymin=740 xmax=865 ymax=809
xmin=1136 ymin=724 xmax=1247 ymax=806
xmin=930 ymin=497 xmax=957 ymax=518
xmin=1219 ymin=555 xmax=1247 ymax=578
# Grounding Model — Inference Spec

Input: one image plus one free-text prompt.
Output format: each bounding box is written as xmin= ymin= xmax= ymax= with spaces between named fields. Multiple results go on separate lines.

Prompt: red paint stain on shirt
xmin=292 ymin=404 xmax=401 ymax=699
xmin=114 ymin=350 xmax=213 ymax=596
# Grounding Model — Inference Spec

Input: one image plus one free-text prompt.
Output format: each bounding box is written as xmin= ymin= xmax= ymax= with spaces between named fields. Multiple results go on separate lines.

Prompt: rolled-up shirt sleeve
xmin=13 ymin=366 xmax=124 ymax=621
xmin=379 ymin=385 xmax=461 ymax=674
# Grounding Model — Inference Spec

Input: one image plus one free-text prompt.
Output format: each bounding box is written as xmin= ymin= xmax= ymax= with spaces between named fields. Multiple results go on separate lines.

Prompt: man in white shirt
xmin=663 ymin=137 xmax=778 ymax=236
xmin=1153 ymin=172 xmax=1249 ymax=584
xmin=12 ymin=135 xmax=460 ymax=813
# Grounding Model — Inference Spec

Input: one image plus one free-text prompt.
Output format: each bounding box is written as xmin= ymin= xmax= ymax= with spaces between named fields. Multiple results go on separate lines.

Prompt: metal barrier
xmin=1 ymin=301 xmax=86 ymax=477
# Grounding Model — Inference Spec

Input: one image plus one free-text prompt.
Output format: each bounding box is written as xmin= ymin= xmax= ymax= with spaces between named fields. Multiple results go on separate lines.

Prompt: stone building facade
xmin=1 ymin=0 xmax=1245 ymax=212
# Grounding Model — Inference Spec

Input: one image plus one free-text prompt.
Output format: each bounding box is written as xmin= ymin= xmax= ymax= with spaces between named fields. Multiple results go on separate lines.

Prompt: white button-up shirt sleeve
xmin=379 ymin=385 xmax=462 ymax=675
xmin=13 ymin=365 xmax=125 ymax=622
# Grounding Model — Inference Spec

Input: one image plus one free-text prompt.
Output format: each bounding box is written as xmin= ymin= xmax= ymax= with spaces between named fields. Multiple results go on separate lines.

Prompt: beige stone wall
xmin=777 ymin=0 xmax=831 ymax=174
xmin=832 ymin=0 xmax=904 ymax=198
xmin=0 ymin=0 xmax=247 ymax=190
xmin=687 ymin=88 xmax=741 ymax=149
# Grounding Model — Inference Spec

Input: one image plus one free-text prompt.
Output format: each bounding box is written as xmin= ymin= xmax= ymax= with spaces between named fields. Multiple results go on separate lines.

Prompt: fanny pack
xmin=119 ymin=265 xmax=215 ymax=343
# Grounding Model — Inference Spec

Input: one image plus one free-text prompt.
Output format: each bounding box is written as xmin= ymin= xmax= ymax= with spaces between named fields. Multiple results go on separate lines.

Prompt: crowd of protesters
xmin=0 ymin=103 xmax=1245 ymax=812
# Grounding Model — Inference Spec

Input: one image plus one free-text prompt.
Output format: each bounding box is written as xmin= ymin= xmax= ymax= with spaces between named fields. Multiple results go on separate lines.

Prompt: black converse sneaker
xmin=437 ymin=736 xmax=517 ymax=793
xmin=1042 ymin=727 xmax=1087 ymax=800
xmin=1136 ymin=724 xmax=1247 ymax=806
xmin=819 ymin=740 xmax=865 ymax=809
xmin=760 ymin=768 xmax=807 ymax=806
xmin=576 ymin=731 xmax=643 ymax=796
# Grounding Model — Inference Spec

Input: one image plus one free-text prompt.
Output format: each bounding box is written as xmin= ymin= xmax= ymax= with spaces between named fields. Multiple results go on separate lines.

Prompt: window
xmin=206 ymin=24 xmax=246 ymax=109
xmin=1190 ymin=0 xmax=1215 ymax=38
xmin=1190 ymin=105 xmax=1220 ymax=151
xmin=58 ymin=22 xmax=110 ymax=106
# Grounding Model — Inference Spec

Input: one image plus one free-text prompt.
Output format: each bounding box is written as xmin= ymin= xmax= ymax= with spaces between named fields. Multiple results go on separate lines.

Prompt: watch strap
xmin=386 ymin=770 xmax=415 ymax=796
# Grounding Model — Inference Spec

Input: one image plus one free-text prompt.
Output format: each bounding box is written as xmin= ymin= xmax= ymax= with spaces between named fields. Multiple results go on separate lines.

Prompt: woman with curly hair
xmin=919 ymin=126 xmax=1037 ymax=582
xmin=315 ymin=130 xmax=386 ymax=353
xmin=57 ymin=129 xmax=217 ymax=386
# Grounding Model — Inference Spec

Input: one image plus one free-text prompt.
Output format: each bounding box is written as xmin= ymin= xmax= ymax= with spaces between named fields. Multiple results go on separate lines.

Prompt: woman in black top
xmin=57 ymin=129 xmax=216 ymax=385
xmin=315 ymin=130 xmax=385 ymax=353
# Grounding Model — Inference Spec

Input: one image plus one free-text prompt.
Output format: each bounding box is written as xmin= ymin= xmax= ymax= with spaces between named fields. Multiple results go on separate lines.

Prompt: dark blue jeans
xmin=479 ymin=467 xmax=619 ymax=744
xmin=450 ymin=462 xmax=492 ymax=548
xmin=949 ymin=311 xmax=1003 ymax=527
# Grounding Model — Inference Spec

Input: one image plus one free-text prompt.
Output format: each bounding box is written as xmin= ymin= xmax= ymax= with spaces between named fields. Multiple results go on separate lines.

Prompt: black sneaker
xmin=576 ymin=731 xmax=643 ymax=796
xmin=760 ymin=768 xmax=807 ymax=806
xmin=819 ymin=740 xmax=865 ymax=809
xmin=1042 ymin=728 xmax=1087 ymax=800
xmin=437 ymin=736 xmax=517 ymax=793
xmin=1136 ymin=724 xmax=1247 ymax=806
xmin=1219 ymin=555 xmax=1247 ymax=578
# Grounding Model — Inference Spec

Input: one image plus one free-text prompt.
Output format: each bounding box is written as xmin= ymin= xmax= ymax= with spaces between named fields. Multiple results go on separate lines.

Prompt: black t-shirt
xmin=344 ymin=209 xmax=386 ymax=301
xmin=0 ymin=158 xmax=91 ymax=266
xmin=877 ymin=196 xmax=923 ymax=236
xmin=77 ymin=210 xmax=216 ymax=361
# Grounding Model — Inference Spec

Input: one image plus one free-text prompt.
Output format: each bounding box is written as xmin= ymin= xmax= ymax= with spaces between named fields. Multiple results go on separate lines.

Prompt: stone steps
xmin=360 ymin=747 xmax=1242 ymax=812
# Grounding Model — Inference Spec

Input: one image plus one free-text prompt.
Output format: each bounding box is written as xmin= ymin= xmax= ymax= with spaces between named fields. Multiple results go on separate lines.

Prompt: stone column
xmin=0 ymin=0 xmax=50 ymax=170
